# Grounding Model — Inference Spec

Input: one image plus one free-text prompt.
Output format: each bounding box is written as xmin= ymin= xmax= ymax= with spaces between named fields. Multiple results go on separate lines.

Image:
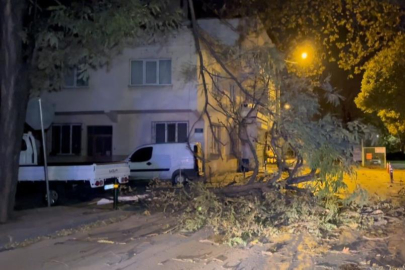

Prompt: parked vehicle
xmin=127 ymin=143 xmax=203 ymax=184
xmin=18 ymin=132 xmax=130 ymax=205
xmin=371 ymin=158 xmax=382 ymax=165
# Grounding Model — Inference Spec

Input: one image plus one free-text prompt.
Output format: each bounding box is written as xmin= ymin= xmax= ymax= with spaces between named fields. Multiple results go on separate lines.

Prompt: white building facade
xmin=43 ymin=18 xmax=276 ymax=174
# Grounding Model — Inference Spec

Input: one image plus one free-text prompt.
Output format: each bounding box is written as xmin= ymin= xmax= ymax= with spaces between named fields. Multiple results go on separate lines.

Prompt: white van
xmin=127 ymin=143 xmax=203 ymax=184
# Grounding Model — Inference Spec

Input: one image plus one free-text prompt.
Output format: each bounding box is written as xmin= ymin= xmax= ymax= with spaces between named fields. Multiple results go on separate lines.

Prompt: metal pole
xmin=390 ymin=163 xmax=394 ymax=184
xmin=113 ymin=178 xmax=119 ymax=210
xmin=39 ymin=98 xmax=51 ymax=207
xmin=361 ymin=139 xmax=364 ymax=167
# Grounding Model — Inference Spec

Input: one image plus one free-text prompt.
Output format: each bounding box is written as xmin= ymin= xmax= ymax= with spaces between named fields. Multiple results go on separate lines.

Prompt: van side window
xmin=130 ymin=147 xmax=152 ymax=162
xmin=21 ymin=139 xmax=27 ymax=151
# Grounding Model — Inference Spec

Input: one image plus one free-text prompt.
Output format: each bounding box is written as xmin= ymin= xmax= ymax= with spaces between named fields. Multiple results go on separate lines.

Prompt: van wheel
xmin=44 ymin=189 xmax=59 ymax=206
xmin=172 ymin=173 xmax=189 ymax=186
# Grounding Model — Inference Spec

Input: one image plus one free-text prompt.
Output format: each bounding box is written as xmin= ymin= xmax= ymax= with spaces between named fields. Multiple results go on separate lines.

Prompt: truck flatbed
xmin=18 ymin=132 xmax=130 ymax=204
xmin=46 ymin=155 xmax=128 ymax=166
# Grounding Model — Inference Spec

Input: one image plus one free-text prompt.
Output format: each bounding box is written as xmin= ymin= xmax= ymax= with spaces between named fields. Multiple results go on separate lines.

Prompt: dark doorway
xmin=87 ymin=126 xmax=112 ymax=157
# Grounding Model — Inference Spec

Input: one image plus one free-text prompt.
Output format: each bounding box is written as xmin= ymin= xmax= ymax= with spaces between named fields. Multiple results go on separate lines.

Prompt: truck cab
xmin=20 ymin=132 xmax=38 ymax=165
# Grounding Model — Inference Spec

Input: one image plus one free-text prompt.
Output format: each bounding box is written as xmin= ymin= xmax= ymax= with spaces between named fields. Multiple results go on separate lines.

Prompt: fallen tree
xmin=148 ymin=179 xmax=374 ymax=246
xmin=186 ymin=0 xmax=370 ymax=197
xmin=147 ymin=0 xmax=397 ymax=248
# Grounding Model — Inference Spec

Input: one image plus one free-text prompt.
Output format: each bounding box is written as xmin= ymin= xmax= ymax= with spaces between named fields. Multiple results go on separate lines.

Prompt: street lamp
xmin=288 ymin=41 xmax=315 ymax=65
xmin=284 ymin=103 xmax=291 ymax=110
xmin=285 ymin=51 xmax=310 ymax=65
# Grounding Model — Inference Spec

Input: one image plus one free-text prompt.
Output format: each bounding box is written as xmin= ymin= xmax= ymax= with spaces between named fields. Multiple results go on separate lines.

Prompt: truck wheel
xmin=44 ymin=189 xmax=59 ymax=206
xmin=172 ymin=173 xmax=189 ymax=186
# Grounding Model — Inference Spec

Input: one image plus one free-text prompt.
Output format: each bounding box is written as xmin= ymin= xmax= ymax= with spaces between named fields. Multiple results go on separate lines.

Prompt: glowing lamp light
xmin=284 ymin=104 xmax=291 ymax=110
xmin=301 ymin=52 xmax=308 ymax=60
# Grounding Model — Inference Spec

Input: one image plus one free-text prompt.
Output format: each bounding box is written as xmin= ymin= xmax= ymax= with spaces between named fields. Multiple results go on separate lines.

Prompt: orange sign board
xmin=366 ymin=153 xmax=373 ymax=160
xmin=375 ymin=147 xmax=386 ymax=154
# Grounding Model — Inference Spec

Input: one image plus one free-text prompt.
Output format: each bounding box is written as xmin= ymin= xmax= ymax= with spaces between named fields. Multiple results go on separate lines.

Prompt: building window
xmin=210 ymin=125 xmax=221 ymax=155
xmin=51 ymin=124 xmax=82 ymax=155
xmin=131 ymin=59 xmax=172 ymax=85
xmin=63 ymin=67 xmax=89 ymax=88
xmin=153 ymin=122 xmax=188 ymax=143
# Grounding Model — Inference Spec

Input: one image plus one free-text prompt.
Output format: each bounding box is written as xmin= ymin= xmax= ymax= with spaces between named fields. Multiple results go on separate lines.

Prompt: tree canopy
xmin=355 ymin=34 xmax=405 ymax=145
xmin=0 ymin=0 xmax=182 ymax=222
xmin=212 ymin=0 xmax=403 ymax=77
xmin=209 ymin=0 xmax=405 ymax=140
xmin=29 ymin=0 xmax=182 ymax=94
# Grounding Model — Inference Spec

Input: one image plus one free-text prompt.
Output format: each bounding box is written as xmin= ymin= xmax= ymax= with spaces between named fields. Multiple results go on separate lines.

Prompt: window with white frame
xmin=210 ymin=125 xmax=221 ymax=155
xmin=131 ymin=59 xmax=172 ymax=85
xmin=51 ymin=124 xmax=82 ymax=155
xmin=153 ymin=122 xmax=188 ymax=143
xmin=63 ymin=67 xmax=89 ymax=88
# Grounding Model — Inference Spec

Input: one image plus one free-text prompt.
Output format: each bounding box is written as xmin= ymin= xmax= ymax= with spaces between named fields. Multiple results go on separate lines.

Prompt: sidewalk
xmin=0 ymin=204 xmax=131 ymax=250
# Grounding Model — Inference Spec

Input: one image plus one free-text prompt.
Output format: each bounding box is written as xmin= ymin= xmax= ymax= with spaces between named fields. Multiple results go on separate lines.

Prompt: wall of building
xmin=41 ymin=26 xmax=204 ymax=162
xmin=43 ymin=27 xmax=198 ymax=113
xmin=41 ymin=18 xmax=276 ymax=176
xmin=49 ymin=110 xmax=204 ymax=157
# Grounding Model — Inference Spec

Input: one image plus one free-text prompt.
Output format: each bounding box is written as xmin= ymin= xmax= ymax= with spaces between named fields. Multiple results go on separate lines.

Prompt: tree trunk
xmin=0 ymin=0 xmax=28 ymax=223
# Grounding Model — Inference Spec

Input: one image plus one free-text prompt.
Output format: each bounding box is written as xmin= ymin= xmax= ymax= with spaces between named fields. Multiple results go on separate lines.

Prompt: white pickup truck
xmin=18 ymin=132 xmax=130 ymax=204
